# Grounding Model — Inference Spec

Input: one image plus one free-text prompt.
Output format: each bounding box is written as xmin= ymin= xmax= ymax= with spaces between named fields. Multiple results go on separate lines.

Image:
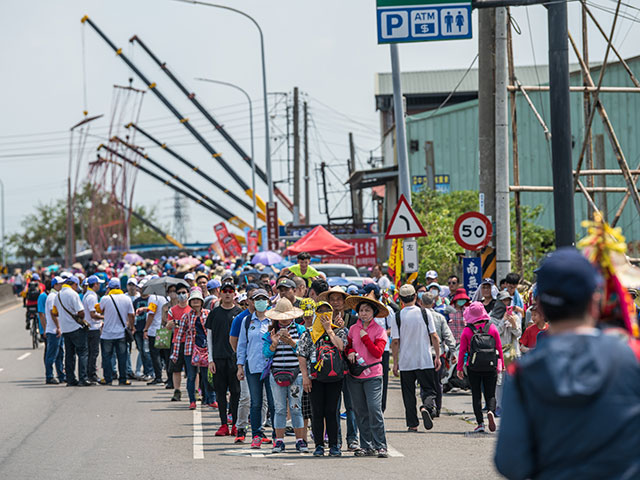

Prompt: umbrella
xmin=177 ymin=256 xmax=201 ymax=267
xmin=327 ymin=276 xmax=351 ymax=287
xmin=141 ymin=276 xmax=188 ymax=296
xmin=251 ymin=251 xmax=283 ymax=266
xmin=125 ymin=253 xmax=144 ymax=264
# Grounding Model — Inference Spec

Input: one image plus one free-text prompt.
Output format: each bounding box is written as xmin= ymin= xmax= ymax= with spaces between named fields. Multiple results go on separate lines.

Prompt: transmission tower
xmin=172 ymin=191 xmax=189 ymax=244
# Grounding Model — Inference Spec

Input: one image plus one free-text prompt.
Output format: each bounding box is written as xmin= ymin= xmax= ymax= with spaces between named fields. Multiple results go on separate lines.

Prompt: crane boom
xmin=113 ymin=198 xmax=184 ymax=249
xmin=81 ymin=15 xmax=267 ymax=217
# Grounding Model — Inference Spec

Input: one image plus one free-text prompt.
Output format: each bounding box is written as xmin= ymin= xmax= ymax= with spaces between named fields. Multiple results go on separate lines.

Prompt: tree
xmin=411 ymin=189 xmax=554 ymax=283
xmin=8 ymin=184 xmax=168 ymax=263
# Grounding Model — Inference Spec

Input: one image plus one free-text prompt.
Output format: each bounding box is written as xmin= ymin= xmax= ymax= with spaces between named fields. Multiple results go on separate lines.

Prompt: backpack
xmin=467 ymin=322 xmax=498 ymax=372
xmin=310 ymin=335 xmax=346 ymax=382
xmin=26 ymin=282 xmax=40 ymax=302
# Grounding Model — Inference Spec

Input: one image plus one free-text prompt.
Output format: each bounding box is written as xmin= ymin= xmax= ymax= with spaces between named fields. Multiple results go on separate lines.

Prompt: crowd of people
xmin=11 ymin=245 xmax=640 ymax=474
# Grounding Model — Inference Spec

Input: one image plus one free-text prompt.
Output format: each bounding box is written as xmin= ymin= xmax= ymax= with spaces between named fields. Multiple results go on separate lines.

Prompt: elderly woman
xmin=297 ymin=301 xmax=347 ymax=457
xmin=344 ymin=295 xmax=390 ymax=458
xmin=263 ymin=298 xmax=308 ymax=454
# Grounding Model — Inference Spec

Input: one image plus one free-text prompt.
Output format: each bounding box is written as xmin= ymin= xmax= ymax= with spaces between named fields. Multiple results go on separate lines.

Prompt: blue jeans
xmin=337 ymin=381 xmax=358 ymax=445
xmin=347 ymin=375 xmax=387 ymax=450
xmin=133 ymin=330 xmax=153 ymax=377
xmin=101 ymin=337 xmax=128 ymax=384
xmin=184 ymin=355 xmax=213 ymax=404
xmin=63 ymin=329 xmax=89 ymax=384
xmin=44 ymin=334 xmax=65 ymax=381
xmin=245 ymin=365 xmax=274 ymax=439
xmin=270 ymin=374 xmax=303 ymax=430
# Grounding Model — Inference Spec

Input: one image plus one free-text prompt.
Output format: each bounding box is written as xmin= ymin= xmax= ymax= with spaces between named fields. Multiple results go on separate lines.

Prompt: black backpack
xmin=467 ymin=322 xmax=498 ymax=372
xmin=26 ymin=282 xmax=40 ymax=302
xmin=310 ymin=335 xmax=346 ymax=382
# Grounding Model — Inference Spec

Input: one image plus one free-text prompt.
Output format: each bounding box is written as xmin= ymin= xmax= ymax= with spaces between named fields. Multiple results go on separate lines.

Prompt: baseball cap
xmin=51 ymin=276 xmax=64 ymax=287
xmin=107 ymin=278 xmax=121 ymax=289
xmin=277 ymin=278 xmax=296 ymax=290
xmin=207 ymin=279 xmax=221 ymax=290
xmin=251 ymin=288 xmax=269 ymax=300
xmin=346 ymin=285 xmax=359 ymax=295
xmin=221 ymin=282 xmax=236 ymax=292
xmin=426 ymin=282 xmax=441 ymax=292
xmin=184 ymin=273 xmax=195 ymax=281
xmin=32 ymin=273 xmax=40 ymax=281
xmin=86 ymin=275 xmax=104 ymax=286
xmin=399 ymin=284 xmax=416 ymax=297
xmin=221 ymin=274 xmax=234 ymax=284
xmin=481 ymin=278 xmax=495 ymax=286
xmin=66 ymin=275 xmax=80 ymax=286
xmin=360 ymin=283 xmax=380 ymax=298
xmin=127 ymin=277 xmax=138 ymax=287
xmin=425 ymin=270 xmax=438 ymax=280
xmin=497 ymin=290 xmax=512 ymax=301
xmin=536 ymin=247 xmax=599 ymax=308
xmin=60 ymin=272 xmax=72 ymax=279
xmin=236 ymin=293 xmax=248 ymax=303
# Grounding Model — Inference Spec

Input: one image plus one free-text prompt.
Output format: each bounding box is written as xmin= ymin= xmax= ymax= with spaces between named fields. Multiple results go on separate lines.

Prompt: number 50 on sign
xmin=453 ymin=212 xmax=492 ymax=251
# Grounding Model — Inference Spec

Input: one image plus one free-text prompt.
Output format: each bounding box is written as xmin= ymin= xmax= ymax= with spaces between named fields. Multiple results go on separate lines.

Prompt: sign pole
xmin=390 ymin=43 xmax=412 ymax=205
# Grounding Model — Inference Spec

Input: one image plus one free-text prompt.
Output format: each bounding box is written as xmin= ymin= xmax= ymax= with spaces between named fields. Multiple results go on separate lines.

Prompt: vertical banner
xmin=246 ymin=230 xmax=259 ymax=254
xmin=403 ymin=240 xmax=418 ymax=273
xmin=214 ymin=222 xmax=242 ymax=258
xmin=266 ymin=202 xmax=279 ymax=251
xmin=463 ymin=257 xmax=482 ymax=300
xmin=387 ymin=238 xmax=404 ymax=289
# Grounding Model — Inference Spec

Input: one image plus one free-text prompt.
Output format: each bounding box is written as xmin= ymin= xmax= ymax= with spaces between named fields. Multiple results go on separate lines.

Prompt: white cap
xmin=236 ymin=293 xmax=247 ymax=303
xmin=184 ymin=273 xmax=195 ymax=281
xmin=60 ymin=272 xmax=72 ymax=279
xmin=127 ymin=277 xmax=138 ymax=286
xmin=426 ymin=270 xmax=438 ymax=280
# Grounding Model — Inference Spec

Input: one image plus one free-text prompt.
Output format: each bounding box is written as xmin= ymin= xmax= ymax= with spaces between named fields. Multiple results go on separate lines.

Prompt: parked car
xmin=314 ymin=263 xmax=360 ymax=278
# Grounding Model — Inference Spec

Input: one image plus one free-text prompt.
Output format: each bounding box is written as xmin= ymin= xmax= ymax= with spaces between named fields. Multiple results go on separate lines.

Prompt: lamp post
xmin=195 ymin=77 xmax=257 ymax=231
xmin=171 ymin=0 xmax=273 ymax=204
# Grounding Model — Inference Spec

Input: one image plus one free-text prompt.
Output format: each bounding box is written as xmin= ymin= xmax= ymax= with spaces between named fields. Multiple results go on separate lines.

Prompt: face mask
xmin=429 ymin=288 xmax=439 ymax=296
xmin=417 ymin=291 xmax=425 ymax=300
xmin=177 ymin=293 xmax=188 ymax=302
xmin=456 ymin=300 xmax=467 ymax=307
xmin=254 ymin=299 xmax=269 ymax=312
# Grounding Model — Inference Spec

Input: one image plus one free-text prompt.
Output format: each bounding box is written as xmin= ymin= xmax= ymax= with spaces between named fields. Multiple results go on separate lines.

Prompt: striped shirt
xmin=272 ymin=323 xmax=302 ymax=369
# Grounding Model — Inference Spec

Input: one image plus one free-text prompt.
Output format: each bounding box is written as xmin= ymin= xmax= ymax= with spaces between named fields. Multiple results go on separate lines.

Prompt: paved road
xmin=0 ymin=302 xmax=501 ymax=479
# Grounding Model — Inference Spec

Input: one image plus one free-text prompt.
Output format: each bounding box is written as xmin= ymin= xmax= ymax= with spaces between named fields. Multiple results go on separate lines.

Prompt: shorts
xmin=302 ymin=390 xmax=312 ymax=420
xmin=170 ymin=342 xmax=186 ymax=371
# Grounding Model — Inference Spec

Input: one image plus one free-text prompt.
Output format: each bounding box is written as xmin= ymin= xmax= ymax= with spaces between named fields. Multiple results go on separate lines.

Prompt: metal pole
xmin=304 ymin=101 xmax=310 ymax=224
xmin=0 ymin=179 xmax=5 ymax=268
xmin=548 ymin=0 xmax=575 ymax=247
xmin=293 ymin=87 xmax=300 ymax=223
xmin=171 ymin=0 xmax=273 ymax=202
xmin=389 ymin=44 xmax=411 ymax=204
xmin=495 ymin=7 xmax=511 ymax=280
xmin=195 ymin=77 xmax=257 ymax=230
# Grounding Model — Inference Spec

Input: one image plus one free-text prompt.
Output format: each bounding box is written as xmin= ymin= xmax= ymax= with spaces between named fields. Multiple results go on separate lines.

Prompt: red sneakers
xmin=209 ymin=401 xmax=218 ymax=409
xmin=250 ymin=436 xmax=262 ymax=449
xmin=215 ymin=424 xmax=230 ymax=436
xmin=234 ymin=428 xmax=246 ymax=444
xmin=230 ymin=425 xmax=237 ymax=436
xmin=189 ymin=402 xmax=196 ymax=410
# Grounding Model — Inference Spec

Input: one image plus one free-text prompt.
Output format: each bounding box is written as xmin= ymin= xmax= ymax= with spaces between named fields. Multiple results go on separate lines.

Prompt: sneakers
xmin=147 ymin=378 xmax=163 ymax=385
xmin=377 ymin=448 xmax=388 ymax=458
xmin=295 ymin=439 xmax=309 ymax=453
xmin=260 ymin=432 xmax=272 ymax=445
xmin=473 ymin=424 xmax=485 ymax=433
xmin=209 ymin=401 xmax=218 ymax=409
xmin=487 ymin=411 xmax=497 ymax=432
xmin=234 ymin=428 xmax=246 ymax=444
xmin=189 ymin=402 xmax=196 ymax=410
xmin=328 ymin=446 xmax=342 ymax=457
xmin=230 ymin=425 xmax=237 ymax=437
xmin=420 ymin=407 xmax=433 ymax=430
xmin=215 ymin=424 xmax=230 ymax=436
xmin=340 ymin=412 xmax=347 ymax=419
xmin=354 ymin=448 xmax=376 ymax=457
xmin=272 ymin=440 xmax=285 ymax=454
xmin=46 ymin=378 xmax=59 ymax=385
xmin=118 ymin=380 xmax=131 ymax=386
xmin=347 ymin=441 xmax=359 ymax=451
xmin=171 ymin=389 xmax=181 ymax=402
xmin=251 ymin=435 xmax=262 ymax=449
xmin=407 ymin=426 xmax=419 ymax=432
xmin=313 ymin=446 xmax=325 ymax=457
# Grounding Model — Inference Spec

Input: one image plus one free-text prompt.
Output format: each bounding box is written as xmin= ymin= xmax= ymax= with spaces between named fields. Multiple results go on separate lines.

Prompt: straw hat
xmin=344 ymin=295 xmax=389 ymax=318
xmin=317 ymin=285 xmax=348 ymax=303
xmin=265 ymin=298 xmax=304 ymax=321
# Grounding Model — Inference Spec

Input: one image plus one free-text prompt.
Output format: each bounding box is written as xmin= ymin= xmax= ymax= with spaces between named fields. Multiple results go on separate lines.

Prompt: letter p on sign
xmin=381 ymin=11 xmax=408 ymax=39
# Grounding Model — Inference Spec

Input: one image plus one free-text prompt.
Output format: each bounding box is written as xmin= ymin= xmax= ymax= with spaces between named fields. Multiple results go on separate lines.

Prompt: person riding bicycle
xmin=24 ymin=273 xmax=45 ymax=330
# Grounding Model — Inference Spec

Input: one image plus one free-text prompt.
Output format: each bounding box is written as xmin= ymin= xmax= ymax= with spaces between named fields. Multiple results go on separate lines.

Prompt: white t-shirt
xmin=390 ymin=305 xmax=436 ymax=371
xmin=54 ymin=286 xmax=85 ymax=334
xmin=83 ymin=289 xmax=102 ymax=331
xmin=374 ymin=311 xmax=394 ymax=352
xmin=44 ymin=291 xmax=58 ymax=335
xmin=99 ymin=293 xmax=134 ymax=340
xmin=147 ymin=295 xmax=168 ymax=337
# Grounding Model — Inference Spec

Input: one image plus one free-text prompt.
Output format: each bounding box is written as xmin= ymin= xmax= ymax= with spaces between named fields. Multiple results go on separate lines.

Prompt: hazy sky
xmin=1 ymin=0 xmax=639 ymax=246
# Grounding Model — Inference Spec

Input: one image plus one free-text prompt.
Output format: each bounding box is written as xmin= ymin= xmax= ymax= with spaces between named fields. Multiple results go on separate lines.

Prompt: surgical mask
xmin=456 ymin=300 xmax=467 ymax=307
xmin=254 ymin=300 xmax=269 ymax=312
xmin=178 ymin=292 xmax=188 ymax=302
xmin=429 ymin=288 xmax=439 ymax=296
xmin=417 ymin=291 xmax=425 ymax=300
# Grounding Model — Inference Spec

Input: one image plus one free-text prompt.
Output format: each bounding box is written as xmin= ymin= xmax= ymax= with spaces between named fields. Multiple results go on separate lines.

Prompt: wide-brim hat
xmin=463 ymin=301 xmax=491 ymax=324
xmin=265 ymin=298 xmax=303 ymax=321
xmin=188 ymin=289 xmax=204 ymax=305
xmin=317 ymin=285 xmax=348 ymax=303
xmin=497 ymin=290 xmax=512 ymax=301
xmin=452 ymin=288 xmax=470 ymax=303
xmin=344 ymin=295 xmax=389 ymax=318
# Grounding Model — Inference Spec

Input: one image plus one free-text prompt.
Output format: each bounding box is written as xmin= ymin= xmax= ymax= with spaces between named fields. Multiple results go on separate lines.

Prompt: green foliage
xmin=8 ymin=184 xmax=167 ymax=262
xmin=410 ymin=189 xmax=554 ymax=283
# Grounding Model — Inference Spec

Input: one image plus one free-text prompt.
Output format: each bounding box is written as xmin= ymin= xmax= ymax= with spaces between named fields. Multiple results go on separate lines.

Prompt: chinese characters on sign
xmin=246 ymin=230 xmax=259 ymax=254
xmin=403 ymin=240 xmax=419 ymax=273
xmin=266 ymin=202 xmax=279 ymax=251
xmin=462 ymin=257 xmax=482 ymax=300
xmin=214 ymin=222 xmax=242 ymax=258
xmin=411 ymin=174 xmax=450 ymax=193
xmin=332 ymin=238 xmax=378 ymax=268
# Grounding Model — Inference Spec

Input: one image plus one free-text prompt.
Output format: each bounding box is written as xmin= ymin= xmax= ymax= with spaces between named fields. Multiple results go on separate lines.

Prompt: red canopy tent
xmin=283 ymin=226 xmax=356 ymax=257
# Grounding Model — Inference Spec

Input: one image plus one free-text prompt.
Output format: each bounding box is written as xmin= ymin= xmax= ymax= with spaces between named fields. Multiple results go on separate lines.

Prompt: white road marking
xmin=386 ymin=444 xmax=404 ymax=457
xmin=193 ymin=404 xmax=204 ymax=459
xmin=17 ymin=353 xmax=31 ymax=361
xmin=0 ymin=368 xmax=4 ymax=373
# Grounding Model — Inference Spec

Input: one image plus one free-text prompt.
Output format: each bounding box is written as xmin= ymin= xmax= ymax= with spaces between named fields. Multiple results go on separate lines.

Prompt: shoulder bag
xmin=58 ymin=293 xmax=90 ymax=330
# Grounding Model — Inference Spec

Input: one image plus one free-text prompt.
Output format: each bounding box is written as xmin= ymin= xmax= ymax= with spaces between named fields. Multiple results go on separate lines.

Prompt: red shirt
xmin=168 ymin=304 xmax=191 ymax=344
xmin=520 ymin=323 xmax=548 ymax=349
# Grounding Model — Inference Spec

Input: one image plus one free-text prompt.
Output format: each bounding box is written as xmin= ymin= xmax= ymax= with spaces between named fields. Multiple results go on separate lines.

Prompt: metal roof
xmin=375 ymin=64 xmax=555 ymax=96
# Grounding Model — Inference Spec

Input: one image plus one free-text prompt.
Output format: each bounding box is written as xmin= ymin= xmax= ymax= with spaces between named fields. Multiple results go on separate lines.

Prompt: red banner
xmin=246 ymin=230 xmax=259 ymax=254
xmin=213 ymin=223 xmax=242 ymax=258
xmin=332 ymin=238 xmax=377 ymax=268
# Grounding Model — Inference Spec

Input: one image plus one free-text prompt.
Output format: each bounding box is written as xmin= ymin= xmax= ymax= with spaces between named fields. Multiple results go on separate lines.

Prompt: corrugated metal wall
xmin=406 ymin=57 xmax=640 ymax=241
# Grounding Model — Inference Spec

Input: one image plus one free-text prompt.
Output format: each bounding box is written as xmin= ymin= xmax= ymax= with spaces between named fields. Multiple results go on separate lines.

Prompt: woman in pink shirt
xmin=345 ymin=295 xmax=389 ymax=458
xmin=457 ymin=301 xmax=504 ymax=433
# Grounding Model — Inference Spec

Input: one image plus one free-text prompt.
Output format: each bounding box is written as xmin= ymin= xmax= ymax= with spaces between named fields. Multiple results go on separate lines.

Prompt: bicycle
xmin=26 ymin=306 xmax=39 ymax=349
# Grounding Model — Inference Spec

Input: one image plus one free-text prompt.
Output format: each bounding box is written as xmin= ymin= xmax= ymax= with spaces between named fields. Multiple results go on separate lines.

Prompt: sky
xmin=1 ymin=0 xmax=639 ymax=248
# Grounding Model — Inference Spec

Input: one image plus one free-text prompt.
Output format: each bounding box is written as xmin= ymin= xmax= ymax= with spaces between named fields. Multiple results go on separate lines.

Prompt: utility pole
xmin=390 ymin=44 xmax=411 ymax=204
xmin=548 ymin=0 xmax=575 ymax=246
xmin=349 ymin=133 xmax=363 ymax=224
xmin=478 ymin=8 xmax=496 ymax=236
xmin=293 ymin=87 xmax=300 ymax=224
xmin=304 ymin=101 xmax=310 ymax=224
xmin=495 ymin=6 xmax=511 ymax=280
xmin=320 ymin=162 xmax=330 ymax=224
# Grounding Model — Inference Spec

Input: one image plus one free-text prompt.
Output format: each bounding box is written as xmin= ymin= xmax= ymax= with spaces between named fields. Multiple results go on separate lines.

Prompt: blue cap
xmin=196 ymin=264 xmax=206 ymax=272
xmin=66 ymin=275 xmax=80 ymax=286
xmin=51 ymin=276 xmax=63 ymax=287
xmin=207 ymin=279 xmax=221 ymax=290
xmin=32 ymin=273 xmax=40 ymax=281
xmin=536 ymin=247 xmax=599 ymax=308
xmin=346 ymin=285 xmax=359 ymax=295
xmin=480 ymin=278 xmax=495 ymax=286
xmin=87 ymin=275 xmax=104 ymax=286
xmin=426 ymin=282 xmax=441 ymax=292
xmin=360 ymin=283 xmax=380 ymax=298
xmin=107 ymin=278 xmax=121 ymax=289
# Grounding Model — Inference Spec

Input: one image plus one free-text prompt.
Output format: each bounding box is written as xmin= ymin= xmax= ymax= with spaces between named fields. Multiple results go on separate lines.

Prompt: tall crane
xmin=112 ymin=198 xmax=184 ymax=249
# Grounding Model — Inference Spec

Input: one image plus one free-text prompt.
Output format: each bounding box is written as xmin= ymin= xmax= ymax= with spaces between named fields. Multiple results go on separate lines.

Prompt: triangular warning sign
xmin=385 ymin=194 xmax=427 ymax=239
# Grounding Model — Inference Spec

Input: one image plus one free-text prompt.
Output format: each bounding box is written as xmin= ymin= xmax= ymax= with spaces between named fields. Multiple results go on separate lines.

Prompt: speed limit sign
xmin=453 ymin=212 xmax=493 ymax=251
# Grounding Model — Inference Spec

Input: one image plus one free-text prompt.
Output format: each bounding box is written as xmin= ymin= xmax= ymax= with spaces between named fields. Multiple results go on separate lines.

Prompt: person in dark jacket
xmin=494 ymin=248 xmax=640 ymax=480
